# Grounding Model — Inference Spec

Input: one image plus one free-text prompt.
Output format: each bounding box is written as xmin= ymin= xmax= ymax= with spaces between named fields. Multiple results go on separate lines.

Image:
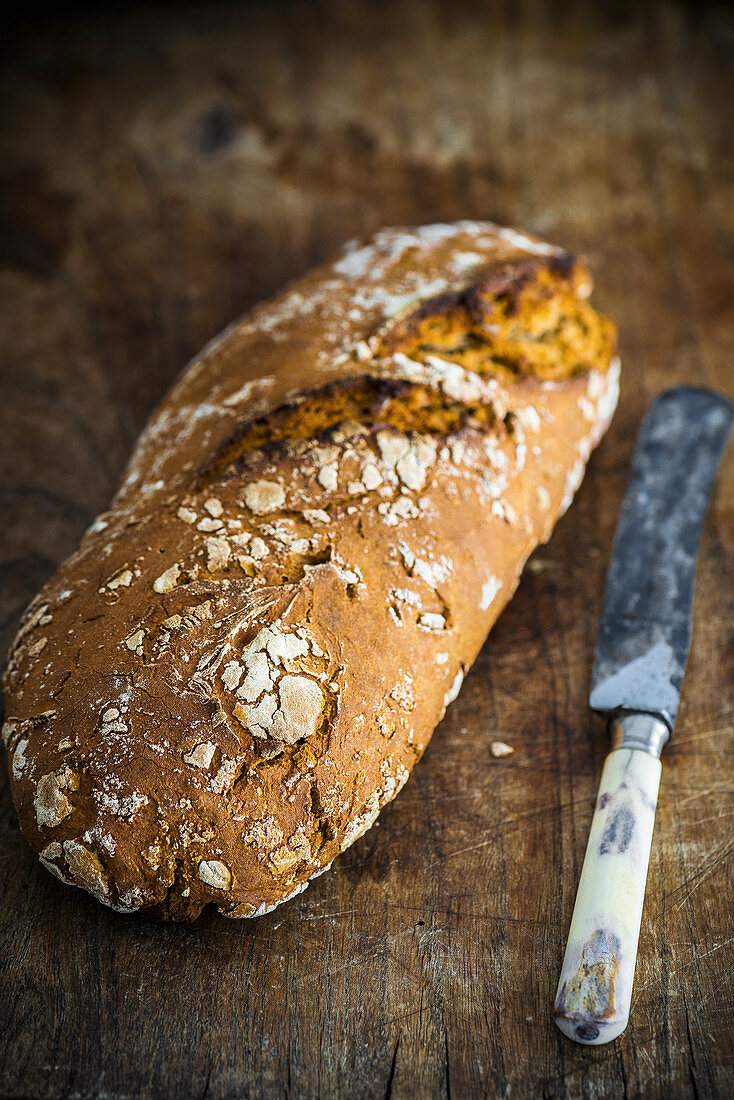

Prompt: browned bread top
xmin=2 ymin=223 xmax=618 ymax=920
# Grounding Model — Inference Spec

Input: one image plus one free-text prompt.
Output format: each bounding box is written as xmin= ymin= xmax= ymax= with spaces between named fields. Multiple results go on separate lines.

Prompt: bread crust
xmin=2 ymin=222 xmax=618 ymax=920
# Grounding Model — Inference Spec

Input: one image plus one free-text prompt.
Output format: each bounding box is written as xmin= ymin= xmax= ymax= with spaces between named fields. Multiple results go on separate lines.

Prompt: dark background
xmin=1 ymin=2 xmax=733 ymax=1097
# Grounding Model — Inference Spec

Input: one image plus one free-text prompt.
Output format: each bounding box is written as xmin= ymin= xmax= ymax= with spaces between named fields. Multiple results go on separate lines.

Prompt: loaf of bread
xmin=3 ymin=222 xmax=618 ymax=920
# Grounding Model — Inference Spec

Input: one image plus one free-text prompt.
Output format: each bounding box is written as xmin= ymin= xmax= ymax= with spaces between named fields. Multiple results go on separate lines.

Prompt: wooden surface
xmin=1 ymin=2 xmax=733 ymax=1097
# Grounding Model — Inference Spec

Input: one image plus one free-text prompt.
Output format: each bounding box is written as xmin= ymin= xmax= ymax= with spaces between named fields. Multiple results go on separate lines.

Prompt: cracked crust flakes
xmin=34 ymin=766 xmax=78 ymax=827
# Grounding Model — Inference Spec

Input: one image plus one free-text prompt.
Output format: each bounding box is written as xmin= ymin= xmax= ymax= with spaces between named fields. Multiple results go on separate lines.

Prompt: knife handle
xmin=553 ymin=728 xmax=666 ymax=1044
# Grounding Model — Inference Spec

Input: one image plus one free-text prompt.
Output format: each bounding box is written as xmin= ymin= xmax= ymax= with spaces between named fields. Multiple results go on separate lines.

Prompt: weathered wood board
xmin=1 ymin=2 xmax=732 ymax=1097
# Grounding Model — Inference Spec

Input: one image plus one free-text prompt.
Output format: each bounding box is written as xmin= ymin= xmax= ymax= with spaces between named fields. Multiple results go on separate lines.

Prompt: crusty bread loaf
xmin=2 ymin=222 xmax=618 ymax=920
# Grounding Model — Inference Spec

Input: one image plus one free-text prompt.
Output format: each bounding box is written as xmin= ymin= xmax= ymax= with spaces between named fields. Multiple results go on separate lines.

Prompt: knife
xmin=553 ymin=385 xmax=734 ymax=1046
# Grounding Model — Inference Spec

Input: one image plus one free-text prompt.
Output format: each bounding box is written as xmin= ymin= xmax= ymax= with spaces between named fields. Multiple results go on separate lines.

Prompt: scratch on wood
xmin=384 ymin=1035 xmax=399 ymax=1100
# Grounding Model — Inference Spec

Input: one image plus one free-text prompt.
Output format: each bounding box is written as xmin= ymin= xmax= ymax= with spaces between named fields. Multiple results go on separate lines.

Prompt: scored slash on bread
xmin=2 ymin=222 xmax=618 ymax=920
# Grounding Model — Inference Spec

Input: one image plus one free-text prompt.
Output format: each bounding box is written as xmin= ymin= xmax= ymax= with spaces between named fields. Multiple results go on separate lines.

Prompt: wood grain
xmin=1 ymin=2 xmax=732 ymax=1097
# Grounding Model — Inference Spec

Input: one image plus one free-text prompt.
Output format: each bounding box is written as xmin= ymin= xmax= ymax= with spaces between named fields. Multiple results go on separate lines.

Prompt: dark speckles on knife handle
xmin=554 ymin=928 xmax=622 ymax=1039
xmin=596 ymin=772 xmax=657 ymax=857
xmin=599 ymin=803 xmax=636 ymax=855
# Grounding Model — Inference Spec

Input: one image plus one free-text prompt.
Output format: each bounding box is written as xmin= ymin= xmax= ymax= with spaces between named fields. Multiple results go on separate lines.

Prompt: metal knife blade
xmin=589 ymin=386 xmax=733 ymax=730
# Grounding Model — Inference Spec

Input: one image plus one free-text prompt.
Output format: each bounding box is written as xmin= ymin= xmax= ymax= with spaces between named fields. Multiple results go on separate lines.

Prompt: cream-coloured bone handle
xmin=553 ymin=743 xmax=662 ymax=1044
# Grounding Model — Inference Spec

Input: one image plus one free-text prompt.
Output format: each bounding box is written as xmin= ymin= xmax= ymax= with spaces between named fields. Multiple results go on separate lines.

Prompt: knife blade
xmin=589 ymin=386 xmax=734 ymax=728
xmin=553 ymin=385 xmax=733 ymax=1046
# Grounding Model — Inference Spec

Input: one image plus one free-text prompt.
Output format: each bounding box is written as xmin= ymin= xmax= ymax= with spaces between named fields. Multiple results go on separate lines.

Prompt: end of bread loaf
xmin=3 ymin=222 xmax=618 ymax=920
